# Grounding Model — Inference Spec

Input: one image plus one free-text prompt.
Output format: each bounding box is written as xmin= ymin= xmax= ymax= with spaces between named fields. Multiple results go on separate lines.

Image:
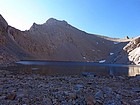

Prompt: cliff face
xmin=0 ymin=14 xmax=8 ymax=33
xmin=0 ymin=14 xmax=16 ymax=64
xmin=123 ymin=36 xmax=140 ymax=65
xmin=0 ymin=14 xmax=7 ymax=45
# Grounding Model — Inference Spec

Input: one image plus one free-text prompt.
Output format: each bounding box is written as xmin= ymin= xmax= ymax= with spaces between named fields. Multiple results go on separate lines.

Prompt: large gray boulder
xmin=123 ymin=36 xmax=140 ymax=65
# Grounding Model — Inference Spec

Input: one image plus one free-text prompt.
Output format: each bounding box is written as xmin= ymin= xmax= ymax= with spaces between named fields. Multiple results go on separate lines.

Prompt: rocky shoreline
xmin=0 ymin=69 xmax=140 ymax=105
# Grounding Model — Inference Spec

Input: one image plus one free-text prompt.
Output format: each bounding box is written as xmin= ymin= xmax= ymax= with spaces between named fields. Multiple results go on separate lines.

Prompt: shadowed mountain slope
xmin=0 ymin=15 xmax=31 ymax=64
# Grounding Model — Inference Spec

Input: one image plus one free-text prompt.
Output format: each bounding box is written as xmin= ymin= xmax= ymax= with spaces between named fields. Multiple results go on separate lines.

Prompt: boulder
xmin=123 ymin=36 xmax=140 ymax=65
xmin=123 ymin=36 xmax=140 ymax=53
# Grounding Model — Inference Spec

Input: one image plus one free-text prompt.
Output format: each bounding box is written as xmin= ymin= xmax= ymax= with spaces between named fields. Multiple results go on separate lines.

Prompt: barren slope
xmin=0 ymin=14 xmax=31 ymax=64
xmin=10 ymin=18 xmax=129 ymax=62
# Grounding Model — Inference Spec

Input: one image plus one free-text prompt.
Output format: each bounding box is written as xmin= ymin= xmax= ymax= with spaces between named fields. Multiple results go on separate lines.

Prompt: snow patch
xmin=135 ymin=48 xmax=140 ymax=55
xmin=99 ymin=60 xmax=106 ymax=63
xmin=114 ymin=42 xmax=120 ymax=45
xmin=83 ymin=57 xmax=86 ymax=59
xmin=110 ymin=53 xmax=114 ymax=55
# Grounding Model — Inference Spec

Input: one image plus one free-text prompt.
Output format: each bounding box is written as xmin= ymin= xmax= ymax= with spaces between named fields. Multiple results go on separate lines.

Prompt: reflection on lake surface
xmin=6 ymin=60 xmax=140 ymax=76
xmin=128 ymin=66 xmax=140 ymax=76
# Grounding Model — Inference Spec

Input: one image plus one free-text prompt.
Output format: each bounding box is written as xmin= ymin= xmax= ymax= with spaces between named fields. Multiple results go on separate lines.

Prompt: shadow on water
xmin=3 ymin=60 xmax=140 ymax=76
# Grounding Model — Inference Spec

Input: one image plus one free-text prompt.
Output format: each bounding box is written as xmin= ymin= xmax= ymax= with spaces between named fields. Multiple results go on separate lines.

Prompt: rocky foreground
xmin=0 ymin=70 xmax=140 ymax=105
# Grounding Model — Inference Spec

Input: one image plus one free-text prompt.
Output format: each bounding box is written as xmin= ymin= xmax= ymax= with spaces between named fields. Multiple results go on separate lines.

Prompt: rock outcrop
xmin=123 ymin=36 xmax=140 ymax=65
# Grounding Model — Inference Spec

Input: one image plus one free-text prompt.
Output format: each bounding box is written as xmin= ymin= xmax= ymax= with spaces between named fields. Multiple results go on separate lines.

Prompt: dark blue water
xmin=13 ymin=60 xmax=140 ymax=76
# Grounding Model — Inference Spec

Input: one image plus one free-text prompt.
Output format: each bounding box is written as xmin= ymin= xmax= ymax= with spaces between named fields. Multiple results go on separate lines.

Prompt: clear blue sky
xmin=0 ymin=0 xmax=140 ymax=38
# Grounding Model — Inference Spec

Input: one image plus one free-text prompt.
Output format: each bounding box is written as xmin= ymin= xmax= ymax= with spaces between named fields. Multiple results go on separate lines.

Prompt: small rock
xmin=118 ymin=76 xmax=125 ymax=80
xmin=132 ymin=88 xmax=140 ymax=92
xmin=82 ymin=72 xmax=96 ymax=77
xmin=132 ymin=99 xmax=140 ymax=105
xmin=103 ymin=87 xmax=112 ymax=95
xmin=104 ymin=100 xmax=115 ymax=105
xmin=96 ymin=100 xmax=103 ymax=104
xmin=0 ymin=55 xmax=3 ymax=59
xmin=74 ymin=84 xmax=84 ymax=91
xmin=94 ymin=90 xmax=103 ymax=99
xmin=136 ymin=75 xmax=140 ymax=79
xmin=17 ymin=92 xmax=25 ymax=98
xmin=116 ymin=94 xmax=122 ymax=100
xmin=87 ymin=82 xmax=92 ymax=85
xmin=69 ymin=93 xmax=77 ymax=99
xmin=43 ymin=98 xmax=52 ymax=105
xmin=0 ymin=95 xmax=6 ymax=100
xmin=5 ymin=93 xmax=16 ymax=100
xmin=38 ymin=84 xmax=46 ymax=88
xmin=86 ymin=95 xmax=96 ymax=105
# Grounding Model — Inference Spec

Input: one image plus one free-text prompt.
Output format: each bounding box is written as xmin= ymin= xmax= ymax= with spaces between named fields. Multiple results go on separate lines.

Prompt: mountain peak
xmin=29 ymin=22 xmax=39 ymax=31
xmin=46 ymin=18 xmax=58 ymax=23
xmin=45 ymin=18 xmax=68 ymax=25
xmin=29 ymin=18 xmax=69 ymax=31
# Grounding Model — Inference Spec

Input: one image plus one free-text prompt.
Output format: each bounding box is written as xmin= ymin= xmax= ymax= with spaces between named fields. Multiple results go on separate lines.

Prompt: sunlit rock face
xmin=123 ymin=36 xmax=140 ymax=65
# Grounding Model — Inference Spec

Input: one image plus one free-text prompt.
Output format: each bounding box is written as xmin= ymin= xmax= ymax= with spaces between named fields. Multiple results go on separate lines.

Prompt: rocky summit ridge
xmin=0 ymin=14 xmax=139 ymax=65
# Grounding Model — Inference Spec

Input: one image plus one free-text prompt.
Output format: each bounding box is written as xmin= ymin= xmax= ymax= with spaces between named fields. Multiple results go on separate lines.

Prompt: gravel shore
xmin=0 ymin=69 xmax=140 ymax=105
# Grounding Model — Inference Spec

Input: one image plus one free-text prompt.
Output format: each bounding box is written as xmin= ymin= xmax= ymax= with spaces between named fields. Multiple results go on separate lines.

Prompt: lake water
xmin=4 ymin=60 xmax=140 ymax=76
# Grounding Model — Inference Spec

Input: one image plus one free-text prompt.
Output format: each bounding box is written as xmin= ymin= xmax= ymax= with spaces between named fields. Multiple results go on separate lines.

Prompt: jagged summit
xmin=45 ymin=18 xmax=68 ymax=25
xmin=29 ymin=18 xmax=68 ymax=31
xmin=29 ymin=22 xmax=39 ymax=31
xmin=46 ymin=18 xmax=58 ymax=23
